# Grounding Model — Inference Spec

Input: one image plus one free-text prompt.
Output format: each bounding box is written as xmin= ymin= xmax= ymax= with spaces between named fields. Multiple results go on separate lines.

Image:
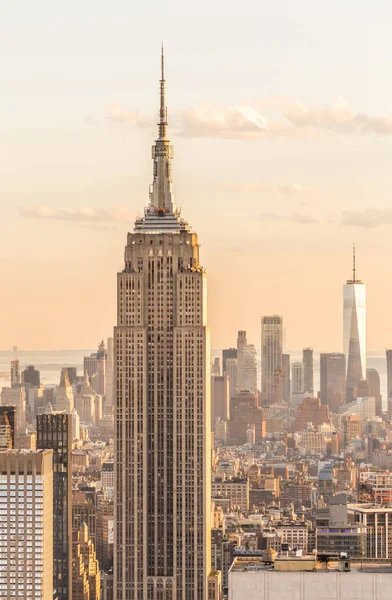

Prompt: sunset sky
xmin=1 ymin=1 xmax=391 ymax=351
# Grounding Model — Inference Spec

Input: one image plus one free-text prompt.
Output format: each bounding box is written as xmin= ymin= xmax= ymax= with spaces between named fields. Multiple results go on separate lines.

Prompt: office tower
xmin=261 ymin=316 xmax=283 ymax=404
xmin=63 ymin=367 xmax=78 ymax=386
xmin=96 ymin=495 xmax=114 ymax=571
xmin=387 ymin=349 xmax=392 ymax=421
xmin=71 ymin=408 xmax=80 ymax=439
xmin=72 ymin=523 xmax=101 ymax=600
xmin=75 ymin=373 xmax=96 ymax=424
xmin=102 ymin=460 xmax=114 ymax=496
xmin=0 ymin=405 xmax=16 ymax=448
xmin=211 ymin=357 xmax=221 ymax=376
xmin=106 ymin=336 xmax=114 ymax=406
xmin=240 ymin=344 xmax=257 ymax=393
xmin=84 ymin=341 xmax=107 ymax=396
xmin=10 ymin=358 xmax=20 ymax=387
xmin=225 ymin=357 xmax=238 ymax=400
xmin=1 ymin=385 xmax=26 ymax=429
xmin=37 ymin=413 xmax=72 ymax=600
xmin=0 ymin=449 xmax=53 ymax=600
xmin=222 ymin=348 xmax=237 ymax=374
xmin=302 ymin=347 xmax=314 ymax=395
xmin=320 ymin=353 xmax=346 ymax=412
xmin=366 ymin=369 xmax=382 ymax=417
xmin=115 ymin=50 xmax=211 ymax=600
xmin=211 ymin=375 xmax=230 ymax=427
xmin=282 ymin=354 xmax=290 ymax=404
xmin=56 ymin=369 xmax=74 ymax=412
xmin=291 ymin=362 xmax=303 ymax=394
xmin=344 ymin=247 xmax=366 ymax=402
xmin=236 ymin=330 xmax=247 ymax=391
xmin=22 ymin=364 xmax=41 ymax=387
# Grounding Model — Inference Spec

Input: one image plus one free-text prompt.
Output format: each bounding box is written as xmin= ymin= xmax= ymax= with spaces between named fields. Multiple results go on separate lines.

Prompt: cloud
xmin=259 ymin=212 xmax=317 ymax=224
xmin=341 ymin=208 xmax=392 ymax=228
xmin=106 ymin=96 xmax=392 ymax=140
xmin=19 ymin=204 xmax=135 ymax=226
xmin=225 ymin=182 xmax=316 ymax=195
xmin=106 ymin=104 xmax=153 ymax=127
xmin=179 ymin=104 xmax=266 ymax=138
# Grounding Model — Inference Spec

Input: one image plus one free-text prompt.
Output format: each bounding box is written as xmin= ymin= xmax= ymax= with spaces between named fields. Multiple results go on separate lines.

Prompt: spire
xmin=158 ymin=43 xmax=168 ymax=140
xmin=148 ymin=45 xmax=175 ymax=213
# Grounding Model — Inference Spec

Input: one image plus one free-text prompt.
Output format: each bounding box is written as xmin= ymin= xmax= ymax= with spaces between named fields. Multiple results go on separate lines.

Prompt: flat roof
xmin=230 ymin=556 xmax=392 ymax=574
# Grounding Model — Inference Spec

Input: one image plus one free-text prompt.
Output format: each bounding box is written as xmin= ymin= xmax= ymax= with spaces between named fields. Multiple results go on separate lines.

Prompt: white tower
xmin=343 ymin=245 xmax=366 ymax=402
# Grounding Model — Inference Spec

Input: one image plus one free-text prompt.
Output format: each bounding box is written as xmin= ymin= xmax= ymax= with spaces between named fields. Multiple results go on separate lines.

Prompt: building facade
xmin=0 ymin=450 xmax=53 ymax=600
xmin=261 ymin=316 xmax=283 ymax=405
xmin=302 ymin=348 xmax=314 ymax=395
xmin=37 ymin=413 xmax=73 ymax=600
xmin=114 ymin=51 xmax=211 ymax=600
xmin=320 ymin=353 xmax=346 ymax=412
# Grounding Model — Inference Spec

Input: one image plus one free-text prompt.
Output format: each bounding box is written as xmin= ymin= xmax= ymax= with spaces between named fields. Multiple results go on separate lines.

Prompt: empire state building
xmin=114 ymin=50 xmax=211 ymax=600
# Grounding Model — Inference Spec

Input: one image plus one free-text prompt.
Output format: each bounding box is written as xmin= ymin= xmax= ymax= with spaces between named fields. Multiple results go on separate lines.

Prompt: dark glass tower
xmin=37 ymin=413 xmax=72 ymax=600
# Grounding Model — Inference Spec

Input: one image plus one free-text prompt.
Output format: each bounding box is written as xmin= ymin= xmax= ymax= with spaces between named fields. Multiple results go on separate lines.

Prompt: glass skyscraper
xmin=343 ymin=248 xmax=366 ymax=402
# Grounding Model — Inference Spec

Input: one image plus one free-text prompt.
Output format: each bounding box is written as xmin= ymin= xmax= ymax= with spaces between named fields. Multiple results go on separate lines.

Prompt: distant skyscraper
xmin=0 ymin=405 xmax=16 ymax=448
xmin=10 ymin=359 xmax=20 ymax=387
xmin=222 ymin=348 xmax=237 ymax=374
xmin=320 ymin=353 xmax=346 ymax=412
xmin=241 ymin=345 xmax=258 ymax=393
xmin=0 ymin=449 xmax=53 ymax=600
xmin=261 ymin=316 xmax=283 ymax=404
xmin=302 ymin=348 xmax=314 ymax=395
xmin=106 ymin=336 xmax=114 ymax=406
xmin=225 ymin=357 xmax=238 ymax=400
xmin=115 ymin=50 xmax=211 ymax=600
xmin=1 ymin=386 xmax=26 ymax=429
xmin=282 ymin=354 xmax=291 ymax=404
xmin=55 ymin=369 xmax=74 ymax=412
xmin=387 ymin=349 xmax=392 ymax=421
xmin=366 ymin=369 xmax=381 ymax=415
xmin=37 ymin=413 xmax=72 ymax=600
xmin=211 ymin=375 xmax=230 ymax=426
xmin=211 ymin=357 xmax=221 ymax=376
xmin=22 ymin=364 xmax=41 ymax=387
xmin=292 ymin=362 xmax=303 ymax=394
xmin=344 ymin=246 xmax=366 ymax=402
xmin=84 ymin=341 xmax=107 ymax=397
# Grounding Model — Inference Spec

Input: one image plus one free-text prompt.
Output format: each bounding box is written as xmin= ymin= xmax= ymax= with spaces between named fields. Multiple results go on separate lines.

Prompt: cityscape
xmin=2 ymin=5 xmax=392 ymax=600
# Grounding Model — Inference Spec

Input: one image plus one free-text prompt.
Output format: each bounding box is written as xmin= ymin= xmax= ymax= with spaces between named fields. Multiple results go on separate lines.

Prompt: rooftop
xmin=230 ymin=556 xmax=392 ymax=574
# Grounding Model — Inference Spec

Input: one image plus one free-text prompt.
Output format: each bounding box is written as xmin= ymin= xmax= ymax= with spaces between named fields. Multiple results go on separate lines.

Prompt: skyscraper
xmin=386 ymin=349 xmax=392 ymax=421
xmin=22 ymin=364 xmax=41 ymax=387
xmin=55 ymin=369 xmax=74 ymax=413
xmin=37 ymin=413 xmax=73 ymax=600
xmin=282 ymin=354 xmax=291 ymax=404
xmin=0 ymin=449 xmax=53 ymax=600
xmin=0 ymin=405 xmax=16 ymax=448
xmin=292 ymin=362 xmax=303 ymax=394
xmin=222 ymin=348 xmax=237 ymax=374
xmin=10 ymin=358 xmax=20 ymax=387
xmin=261 ymin=316 xmax=283 ymax=405
xmin=344 ymin=246 xmax=366 ymax=402
xmin=320 ymin=353 xmax=346 ymax=412
xmin=114 ymin=50 xmax=211 ymax=600
xmin=366 ymin=368 xmax=382 ymax=417
xmin=302 ymin=347 xmax=314 ymax=395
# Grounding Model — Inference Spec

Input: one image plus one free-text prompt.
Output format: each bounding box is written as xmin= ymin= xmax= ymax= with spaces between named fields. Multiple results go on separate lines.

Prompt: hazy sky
xmin=1 ymin=1 xmax=392 ymax=352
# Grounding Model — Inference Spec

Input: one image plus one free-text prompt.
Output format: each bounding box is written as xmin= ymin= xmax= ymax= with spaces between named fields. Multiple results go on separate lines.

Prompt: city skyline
xmin=1 ymin=3 xmax=392 ymax=351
